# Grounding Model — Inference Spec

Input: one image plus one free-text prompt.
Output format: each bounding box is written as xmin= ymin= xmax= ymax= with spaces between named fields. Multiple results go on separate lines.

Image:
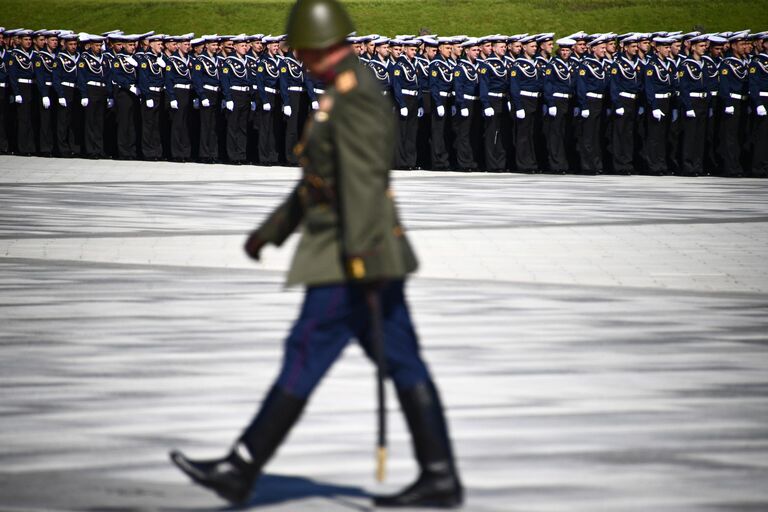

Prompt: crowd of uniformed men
xmin=0 ymin=26 xmax=766 ymax=177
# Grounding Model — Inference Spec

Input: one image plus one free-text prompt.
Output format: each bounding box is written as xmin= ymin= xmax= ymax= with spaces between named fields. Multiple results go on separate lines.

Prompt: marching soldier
xmin=279 ymin=45 xmax=310 ymax=166
xmin=392 ymin=39 xmax=422 ymax=169
xmin=510 ymin=34 xmax=544 ymax=172
xmin=245 ymin=35 xmax=263 ymax=163
xmin=749 ymin=32 xmax=768 ymax=177
xmin=677 ymin=34 xmax=710 ymax=176
xmin=536 ymin=33 xmax=554 ymax=66
xmin=33 ymin=30 xmax=58 ymax=156
xmin=608 ymin=34 xmax=642 ymax=174
xmin=111 ymin=34 xmax=141 ymax=159
xmin=221 ymin=35 xmax=253 ymax=165
xmin=643 ymin=36 xmax=676 ymax=175
xmin=137 ymin=34 xmax=166 ymax=160
xmin=575 ymin=34 xmax=609 ymax=174
xmin=452 ymin=37 xmax=482 ymax=171
xmin=368 ymin=36 xmax=392 ymax=93
xmin=164 ymin=33 xmax=194 ymax=162
xmin=542 ymin=37 xmax=576 ymax=173
xmin=478 ymin=35 xmax=509 ymax=171
xmin=77 ymin=34 xmax=112 ymax=159
xmin=191 ymin=35 xmax=222 ymax=163
xmin=415 ymin=36 xmax=436 ymax=169
xmin=429 ymin=37 xmax=455 ymax=171
xmin=52 ymin=33 xmax=81 ymax=157
xmin=717 ymin=31 xmax=751 ymax=177
xmin=255 ymin=35 xmax=283 ymax=166
xmin=702 ymin=35 xmax=726 ymax=174
xmin=7 ymin=29 xmax=37 ymax=156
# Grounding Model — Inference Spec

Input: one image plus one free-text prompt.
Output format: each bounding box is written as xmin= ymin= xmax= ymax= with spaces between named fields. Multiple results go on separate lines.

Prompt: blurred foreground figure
xmin=169 ymin=0 xmax=463 ymax=508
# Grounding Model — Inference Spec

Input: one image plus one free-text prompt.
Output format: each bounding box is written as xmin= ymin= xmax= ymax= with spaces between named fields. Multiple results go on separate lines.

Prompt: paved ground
xmin=1 ymin=155 xmax=767 ymax=512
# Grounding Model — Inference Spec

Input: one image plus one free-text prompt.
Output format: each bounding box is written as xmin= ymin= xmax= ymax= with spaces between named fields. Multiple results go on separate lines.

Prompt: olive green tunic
xmin=253 ymin=53 xmax=418 ymax=286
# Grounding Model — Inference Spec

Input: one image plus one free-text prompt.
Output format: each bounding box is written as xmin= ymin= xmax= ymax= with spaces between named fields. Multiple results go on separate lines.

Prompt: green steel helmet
xmin=285 ymin=0 xmax=355 ymax=50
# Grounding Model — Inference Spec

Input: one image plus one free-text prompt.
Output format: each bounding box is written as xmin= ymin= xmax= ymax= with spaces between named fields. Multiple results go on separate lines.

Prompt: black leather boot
xmin=374 ymin=381 xmax=463 ymax=508
xmin=170 ymin=386 xmax=307 ymax=506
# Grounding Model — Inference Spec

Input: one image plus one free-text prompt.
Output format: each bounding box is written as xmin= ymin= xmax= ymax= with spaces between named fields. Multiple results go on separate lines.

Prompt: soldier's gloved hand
xmin=708 ymin=107 xmax=714 ymax=118
xmin=129 ymin=85 xmax=139 ymax=96
xmin=283 ymin=105 xmax=292 ymax=117
xmin=548 ymin=106 xmax=557 ymax=117
xmin=685 ymin=109 xmax=696 ymax=118
xmin=126 ymin=56 xmax=138 ymax=67
xmin=399 ymin=107 xmax=408 ymax=117
xmin=580 ymin=109 xmax=590 ymax=119
xmin=516 ymin=109 xmax=526 ymax=119
xmin=483 ymin=107 xmax=494 ymax=117
xmin=651 ymin=108 xmax=664 ymax=121
xmin=192 ymin=98 xmax=200 ymax=109
xmin=250 ymin=101 xmax=257 ymax=111
xmin=107 ymin=98 xmax=115 ymax=109
xmin=460 ymin=107 xmax=469 ymax=117
xmin=724 ymin=105 xmax=735 ymax=115
xmin=671 ymin=109 xmax=679 ymax=122
xmin=638 ymin=106 xmax=645 ymax=116
xmin=757 ymin=105 xmax=768 ymax=117
xmin=573 ymin=107 xmax=580 ymax=117
xmin=81 ymin=98 xmax=89 ymax=107
xmin=58 ymin=97 xmax=67 ymax=108
xmin=145 ymin=98 xmax=155 ymax=109
xmin=311 ymin=100 xmax=319 ymax=110
xmin=244 ymin=232 xmax=265 ymax=261
xmin=15 ymin=95 xmax=23 ymax=104
xmin=201 ymin=98 xmax=211 ymax=108
xmin=417 ymin=107 xmax=424 ymax=118
xmin=507 ymin=101 xmax=512 ymax=112
xmin=225 ymin=100 xmax=234 ymax=111
xmin=436 ymin=105 xmax=445 ymax=117
xmin=451 ymin=105 xmax=457 ymax=116
xmin=170 ymin=99 xmax=179 ymax=110
xmin=614 ymin=107 xmax=624 ymax=116
xmin=42 ymin=96 xmax=51 ymax=109
xmin=156 ymin=57 xmax=166 ymax=67
xmin=262 ymin=102 xmax=272 ymax=112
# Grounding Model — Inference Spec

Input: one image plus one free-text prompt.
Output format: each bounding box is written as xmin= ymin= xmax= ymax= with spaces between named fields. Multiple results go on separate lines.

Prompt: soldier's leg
xmin=545 ymin=98 xmax=569 ymax=173
xmin=0 ymin=88 xmax=8 ymax=153
xmin=717 ymin=100 xmax=744 ymax=177
xmin=453 ymin=105 xmax=476 ymax=170
xmin=752 ymin=110 xmax=768 ymax=178
xmin=116 ymin=89 xmax=136 ymax=159
xmin=38 ymin=94 xmax=54 ymax=156
xmin=141 ymin=93 xmax=162 ymax=160
xmin=16 ymin=83 xmax=36 ymax=155
xmin=645 ymin=98 xmax=670 ymax=175
xmin=515 ymin=96 xmax=537 ymax=173
xmin=283 ymin=91 xmax=301 ymax=165
xmin=430 ymin=100 xmax=450 ymax=170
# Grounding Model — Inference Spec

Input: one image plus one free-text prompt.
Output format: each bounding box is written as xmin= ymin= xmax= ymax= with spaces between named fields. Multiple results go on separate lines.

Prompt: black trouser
xmin=578 ymin=96 xmax=605 ymax=174
xmin=543 ymin=97 xmax=570 ymax=173
xmin=704 ymin=93 xmax=719 ymax=174
xmin=667 ymin=106 xmax=681 ymax=174
xmin=284 ymin=90 xmax=309 ymax=166
xmin=38 ymin=90 xmax=55 ymax=155
xmin=717 ymin=98 xmax=748 ymax=177
xmin=679 ymin=96 xmax=709 ymax=176
xmin=453 ymin=100 xmax=481 ymax=170
xmin=168 ymin=88 xmax=191 ymax=159
xmin=15 ymin=82 xmax=36 ymax=154
xmin=397 ymin=95 xmax=418 ymax=168
xmin=55 ymin=86 xmax=81 ymax=156
xmin=258 ymin=93 xmax=280 ymax=165
xmin=226 ymin=90 xmax=251 ymax=163
xmin=645 ymin=97 xmax=671 ymax=175
xmin=115 ymin=88 xmax=139 ymax=159
xmin=611 ymin=96 xmax=638 ymax=174
xmin=83 ymin=85 xmax=107 ymax=158
xmin=416 ymin=91 xmax=432 ymax=170
xmin=515 ymin=95 xmax=539 ymax=172
xmin=141 ymin=91 xmax=163 ymax=159
xmin=0 ymin=87 xmax=8 ymax=152
xmin=199 ymin=89 xmax=220 ymax=161
xmin=752 ymin=108 xmax=768 ymax=178
xmin=430 ymin=97 xmax=451 ymax=170
xmin=483 ymin=96 xmax=506 ymax=171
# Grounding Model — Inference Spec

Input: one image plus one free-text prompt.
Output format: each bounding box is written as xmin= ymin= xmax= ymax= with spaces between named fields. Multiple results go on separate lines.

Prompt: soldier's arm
xmin=164 ymin=65 xmax=177 ymax=101
xmin=33 ymin=56 xmax=47 ymax=97
xmin=508 ymin=68 xmax=521 ymax=110
xmin=255 ymin=66 xmax=269 ymax=104
xmin=677 ymin=67 xmax=693 ymax=112
xmin=191 ymin=62 xmax=205 ymax=99
xmin=391 ymin=66 xmax=407 ymax=109
xmin=748 ymin=64 xmax=764 ymax=109
xmin=453 ymin=69 xmax=465 ymax=109
xmin=305 ymin=74 xmax=317 ymax=102
xmin=278 ymin=65 xmax=290 ymax=105
xmin=76 ymin=62 xmax=88 ymax=99
xmin=51 ymin=60 xmax=65 ymax=97
xmin=542 ymin=67 xmax=554 ymax=109
xmin=575 ymin=68 xmax=588 ymax=110
xmin=7 ymin=57 xmax=21 ymax=96
xmin=478 ymin=64 xmax=490 ymax=109
xmin=429 ymin=64 xmax=443 ymax=107
xmin=220 ymin=63 xmax=233 ymax=102
xmin=643 ymin=65 xmax=658 ymax=111
xmin=608 ymin=63 xmax=620 ymax=110
xmin=252 ymin=184 xmax=304 ymax=246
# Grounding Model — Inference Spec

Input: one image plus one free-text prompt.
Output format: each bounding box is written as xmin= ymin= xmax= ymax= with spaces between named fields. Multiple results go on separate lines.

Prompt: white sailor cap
xmin=708 ymin=34 xmax=728 ymax=44
xmin=461 ymin=37 xmax=480 ymax=48
xmin=555 ymin=37 xmax=577 ymax=47
xmin=588 ymin=34 xmax=609 ymax=47
xmin=519 ymin=34 xmax=539 ymax=44
xmin=420 ymin=36 xmax=439 ymax=48
xmin=146 ymin=34 xmax=166 ymax=42
xmin=137 ymin=31 xmax=155 ymax=40
xmin=262 ymin=35 xmax=282 ymax=43
xmin=190 ymin=37 xmax=205 ymax=46
xmin=437 ymin=36 xmax=456 ymax=45
xmin=231 ymin=34 xmax=249 ymax=43
xmin=250 ymin=34 xmax=265 ymax=41
xmin=682 ymin=31 xmax=701 ymax=40
xmin=688 ymin=34 xmax=709 ymax=43
xmin=535 ymin=32 xmax=555 ymax=43
xmin=60 ymin=32 xmax=79 ymax=41
xmin=80 ymin=34 xmax=106 ymax=43
xmin=17 ymin=29 xmax=35 ymax=37
xmin=0 ymin=27 xmax=5 ymax=35
xmin=566 ymin=31 xmax=588 ymax=41
xmin=620 ymin=33 xmax=640 ymax=45
xmin=402 ymin=39 xmax=422 ymax=47
xmin=396 ymin=34 xmax=416 ymax=40
xmin=372 ymin=36 xmax=390 ymax=46
xmin=728 ymin=30 xmax=750 ymax=42
xmin=652 ymin=36 xmax=676 ymax=45
xmin=507 ymin=33 xmax=528 ymax=43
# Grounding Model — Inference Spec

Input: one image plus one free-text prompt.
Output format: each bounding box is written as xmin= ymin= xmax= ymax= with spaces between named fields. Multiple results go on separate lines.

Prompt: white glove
xmin=42 ymin=96 xmax=51 ymax=109
xmin=757 ymin=105 xmax=767 ymax=117
xmin=685 ymin=109 xmax=696 ymax=118
xmin=225 ymin=100 xmax=234 ymax=111
xmin=58 ymin=97 xmax=67 ymax=108
xmin=283 ymin=105 xmax=292 ymax=117
xmin=262 ymin=102 xmax=271 ymax=111
xmin=516 ymin=109 xmax=526 ymax=119
xmin=400 ymin=107 xmax=408 ymax=117
xmin=436 ymin=105 xmax=445 ymax=117
xmin=581 ymin=109 xmax=590 ymax=119
xmin=81 ymin=98 xmax=89 ymax=107
xmin=311 ymin=101 xmax=319 ymax=110
xmin=15 ymin=95 xmax=23 ymax=104
xmin=126 ymin=56 xmax=138 ymax=67
xmin=652 ymin=108 xmax=664 ymax=121
xmin=638 ymin=106 xmax=645 ymax=116
xmin=451 ymin=105 xmax=457 ymax=116
xmin=107 ymin=98 xmax=115 ymax=109
xmin=614 ymin=107 xmax=625 ymax=116
xmin=201 ymin=98 xmax=211 ymax=108
xmin=671 ymin=109 xmax=679 ymax=122
xmin=250 ymin=101 xmax=257 ymax=111
xmin=724 ymin=105 xmax=734 ymax=115
xmin=573 ymin=107 xmax=580 ymax=117
xmin=170 ymin=99 xmax=179 ymax=110
xmin=708 ymin=107 xmax=714 ymax=118
xmin=460 ymin=107 xmax=469 ymax=117
xmin=156 ymin=57 xmax=166 ymax=67
xmin=548 ymin=106 xmax=557 ymax=117
xmin=192 ymin=98 xmax=200 ymax=109
xmin=507 ymin=101 xmax=512 ymax=112
xmin=483 ymin=106 xmax=494 ymax=117
xmin=145 ymin=98 xmax=155 ymax=109
xmin=129 ymin=85 xmax=139 ymax=96
xmin=417 ymin=107 xmax=424 ymax=118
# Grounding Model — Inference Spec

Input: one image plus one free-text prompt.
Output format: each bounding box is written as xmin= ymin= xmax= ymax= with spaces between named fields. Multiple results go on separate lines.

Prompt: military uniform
xmin=542 ymin=44 xmax=575 ymax=173
xmin=677 ymin=43 xmax=709 ymax=176
xmin=111 ymin=44 xmax=141 ymax=159
xmin=429 ymin=45 xmax=455 ymax=171
xmin=137 ymin=41 xmax=165 ymax=159
xmin=717 ymin=39 xmax=750 ymax=177
xmin=608 ymin=44 xmax=642 ymax=173
xmin=0 ymin=36 xmax=11 ymax=153
xmin=221 ymin=43 xmax=252 ymax=164
xmin=478 ymin=40 xmax=508 ymax=171
xmin=702 ymin=39 xmax=724 ymax=173
xmin=191 ymin=43 xmax=222 ymax=162
xmin=164 ymin=41 xmax=194 ymax=161
xmin=453 ymin=43 xmax=482 ymax=171
xmin=510 ymin=52 xmax=543 ymax=172
xmin=7 ymin=39 xmax=37 ymax=155
xmin=392 ymin=46 xmax=421 ymax=169
xmin=76 ymin=42 xmax=111 ymax=158
xmin=575 ymin=51 xmax=608 ymax=174
xmin=643 ymin=45 xmax=675 ymax=175
xmin=255 ymin=44 xmax=282 ymax=165
xmin=33 ymin=41 xmax=56 ymax=155
xmin=279 ymin=51 xmax=310 ymax=166
xmin=414 ymin=39 xmax=434 ymax=169
xmin=51 ymin=39 xmax=81 ymax=156
xmin=749 ymin=45 xmax=768 ymax=177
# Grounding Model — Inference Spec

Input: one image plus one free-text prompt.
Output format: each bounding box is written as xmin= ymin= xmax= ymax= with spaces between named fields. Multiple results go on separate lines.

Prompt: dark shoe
xmin=170 ymin=449 xmax=255 ymax=505
xmin=374 ymin=381 xmax=463 ymax=508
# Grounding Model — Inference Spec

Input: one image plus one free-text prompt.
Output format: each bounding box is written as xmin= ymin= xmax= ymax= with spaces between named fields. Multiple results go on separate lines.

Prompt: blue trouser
xmin=274 ymin=280 xmax=432 ymax=398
